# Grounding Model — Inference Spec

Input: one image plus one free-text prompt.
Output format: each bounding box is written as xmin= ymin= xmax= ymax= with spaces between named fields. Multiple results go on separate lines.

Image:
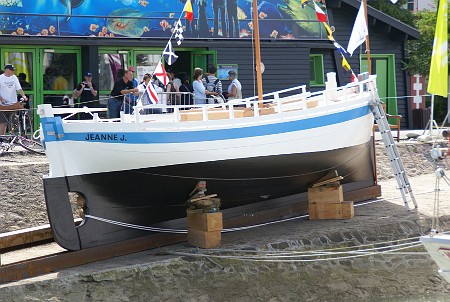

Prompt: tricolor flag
xmin=163 ymin=41 xmax=178 ymax=65
xmin=154 ymin=62 xmax=169 ymax=87
xmin=314 ymin=2 xmax=327 ymax=23
xmin=146 ymin=82 xmax=159 ymax=104
xmin=174 ymin=20 xmax=184 ymax=45
xmin=427 ymin=0 xmax=448 ymax=98
xmin=183 ymin=0 xmax=193 ymax=23
xmin=346 ymin=0 xmax=368 ymax=56
xmin=342 ymin=56 xmax=351 ymax=71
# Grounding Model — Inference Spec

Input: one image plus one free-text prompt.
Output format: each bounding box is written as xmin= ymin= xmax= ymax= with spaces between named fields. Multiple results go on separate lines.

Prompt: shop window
xmin=310 ymin=54 xmax=324 ymax=87
xmin=99 ymin=53 xmax=128 ymax=92
xmin=135 ymin=54 xmax=161 ymax=81
xmin=43 ymin=53 xmax=77 ymax=91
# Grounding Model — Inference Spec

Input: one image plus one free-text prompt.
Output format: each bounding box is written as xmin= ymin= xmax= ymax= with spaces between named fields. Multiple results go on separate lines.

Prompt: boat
xmin=38 ymin=78 xmax=378 ymax=251
xmin=37 ymin=0 xmax=380 ymax=251
xmin=420 ymin=233 xmax=450 ymax=284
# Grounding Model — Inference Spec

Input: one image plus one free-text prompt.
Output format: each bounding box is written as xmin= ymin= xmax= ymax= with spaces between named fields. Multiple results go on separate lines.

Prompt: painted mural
xmin=0 ymin=0 xmax=326 ymax=39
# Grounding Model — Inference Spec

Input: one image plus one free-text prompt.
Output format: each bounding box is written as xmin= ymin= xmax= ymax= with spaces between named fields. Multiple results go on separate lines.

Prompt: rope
xmin=83 ymin=186 xmax=448 ymax=235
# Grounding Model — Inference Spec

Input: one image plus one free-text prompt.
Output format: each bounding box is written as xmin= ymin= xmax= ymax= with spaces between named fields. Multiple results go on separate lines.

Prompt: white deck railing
xmin=45 ymin=76 xmax=377 ymax=124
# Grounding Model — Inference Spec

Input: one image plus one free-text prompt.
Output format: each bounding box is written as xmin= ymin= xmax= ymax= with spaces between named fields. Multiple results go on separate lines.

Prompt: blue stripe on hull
xmin=41 ymin=106 xmax=371 ymax=144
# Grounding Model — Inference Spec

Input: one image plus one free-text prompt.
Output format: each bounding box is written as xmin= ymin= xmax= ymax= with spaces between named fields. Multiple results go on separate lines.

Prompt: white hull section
xmin=421 ymin=234 xmax=450 ymax=284
xmin=44 ymin=111 xmax=373 ymax=178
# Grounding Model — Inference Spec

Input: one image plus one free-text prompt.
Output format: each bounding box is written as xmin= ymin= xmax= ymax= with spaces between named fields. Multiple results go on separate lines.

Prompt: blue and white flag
xmin=174 ymin=20 xmax=184 ymax=46
xmin=333 ymin=41 xmax=349 ymax=55
xmin=163 ymin=41 xmax=178 ymax=65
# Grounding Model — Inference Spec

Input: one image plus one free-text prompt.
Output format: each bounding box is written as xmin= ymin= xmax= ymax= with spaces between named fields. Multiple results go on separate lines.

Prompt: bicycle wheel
xmin=17 ymin=137 xmax=45 ymax=155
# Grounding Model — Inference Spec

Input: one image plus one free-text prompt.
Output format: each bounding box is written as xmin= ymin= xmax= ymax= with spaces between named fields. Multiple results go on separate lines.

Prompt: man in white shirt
xmin=0 ymin=64 xmax=28 ymax=135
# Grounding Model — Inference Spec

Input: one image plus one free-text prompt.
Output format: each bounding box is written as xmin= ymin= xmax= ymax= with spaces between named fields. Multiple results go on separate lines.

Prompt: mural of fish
xmin=0 ymin=0 xmax=22 ymax=7
xmin=117 ymin=0 xmax=134 ymax=5
xmin=60 ymin=0 xmax=85 ymax=22
xmin=237 ymin=7 xmax=247 ymax=20
xmin=107 ymin=8 xmax=148 ymax=37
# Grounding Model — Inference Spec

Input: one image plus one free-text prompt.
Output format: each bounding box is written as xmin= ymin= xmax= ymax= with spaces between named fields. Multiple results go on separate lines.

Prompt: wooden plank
xmin=0 ymin=233 xmax=187 ymax=283
xmin=344 ymin=185 xmax=381 ymax=202
xmin=0 ymin=225 xmax=53 ymax=250
xmin=187 ymin=228 xmax=221 ymax=249
xmin=308 ymin=186 xmax=344 ymax=204
xmin=309 ymin=201 xmax=354 ymax=220
xmin=187 ymin=212 xmax=223 ymax=232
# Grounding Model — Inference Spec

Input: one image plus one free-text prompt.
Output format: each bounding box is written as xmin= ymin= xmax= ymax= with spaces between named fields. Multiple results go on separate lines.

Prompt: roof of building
xmin=331 ymin=0 xmax=420 ymax=39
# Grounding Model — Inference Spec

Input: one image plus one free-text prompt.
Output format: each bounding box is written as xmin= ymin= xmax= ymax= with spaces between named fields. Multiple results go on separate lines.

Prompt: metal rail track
xmin=0 ymin=185 xmax=381 ymax=284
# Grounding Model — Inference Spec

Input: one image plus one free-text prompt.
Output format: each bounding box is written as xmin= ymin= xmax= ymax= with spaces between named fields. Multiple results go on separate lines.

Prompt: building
xmin=0 ymin=0 xmax=418 ymax=128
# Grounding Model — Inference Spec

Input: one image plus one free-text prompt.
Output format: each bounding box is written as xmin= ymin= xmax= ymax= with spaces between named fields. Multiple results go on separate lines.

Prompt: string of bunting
xmin=141 ymin=0 xmax=194 ymax=104
xmin=305 ymin=0 xmax=358 ymax=82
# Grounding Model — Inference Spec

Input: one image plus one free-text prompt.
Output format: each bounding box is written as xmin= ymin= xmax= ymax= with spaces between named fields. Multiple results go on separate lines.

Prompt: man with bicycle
xmin=0 ymin=64 xmax=28 ymax=135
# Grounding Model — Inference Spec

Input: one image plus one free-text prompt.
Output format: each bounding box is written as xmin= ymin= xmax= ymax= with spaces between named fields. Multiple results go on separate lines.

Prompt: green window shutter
xmin=310 ymin=54 xmax=324 ymax=87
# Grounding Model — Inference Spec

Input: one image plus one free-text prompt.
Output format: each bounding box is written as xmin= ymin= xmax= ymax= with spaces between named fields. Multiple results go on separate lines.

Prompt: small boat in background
xmin=420 ymin=233 xmax=450 ymax=284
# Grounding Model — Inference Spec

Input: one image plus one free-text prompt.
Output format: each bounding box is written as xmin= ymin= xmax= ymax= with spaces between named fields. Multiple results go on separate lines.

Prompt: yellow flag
xmin=342 ymin=56 xmax=351 ymax=71
xmin=427 ymin=0 xmax=448 ymax=97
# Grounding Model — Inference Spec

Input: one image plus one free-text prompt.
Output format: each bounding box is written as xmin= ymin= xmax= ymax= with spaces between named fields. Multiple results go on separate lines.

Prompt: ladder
xmin=369 ymin=90 xmax=418 ymax=210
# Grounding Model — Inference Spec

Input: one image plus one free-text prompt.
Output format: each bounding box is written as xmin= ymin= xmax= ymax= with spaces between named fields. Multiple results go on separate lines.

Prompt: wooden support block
xmin=187 ymin=212 xmax=223 ymax=231
xmin=308 ymin=185 xmax=343 ymax=204
xmin=187 ymin=228 xmax=221 ymax=249
xmin=308 ymin=201 xmax=354 ymax=220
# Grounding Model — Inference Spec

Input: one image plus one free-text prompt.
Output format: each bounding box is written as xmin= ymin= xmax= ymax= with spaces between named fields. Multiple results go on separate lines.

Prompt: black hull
xmin=44 ymin=142 xmax=376 ymax=250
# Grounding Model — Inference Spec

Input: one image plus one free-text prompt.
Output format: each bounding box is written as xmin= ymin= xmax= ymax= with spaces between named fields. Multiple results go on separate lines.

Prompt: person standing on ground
xmin=179 ymin=73 xmax=193 ymax=105
xmin=227 ymin=0 xmax=239 ymax=37
xmin=193 ymin=68 xmax=217 ymax=104
xmin=0 ymin=64 xmax=28 ymax=135
xmin=73 ymin=72 xmax=98 ymax=119
xmin=202 ymin=65 xmax=223 ymax=104
xmin=226 ymin=70 xmax=242 ymax=101
xmin=108 ymin=70 xmax=138 ymax=119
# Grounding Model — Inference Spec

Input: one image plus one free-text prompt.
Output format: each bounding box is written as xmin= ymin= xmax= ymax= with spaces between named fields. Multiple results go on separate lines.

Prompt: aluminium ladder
xmin=369 ymin=90 xmax=418 ymax=210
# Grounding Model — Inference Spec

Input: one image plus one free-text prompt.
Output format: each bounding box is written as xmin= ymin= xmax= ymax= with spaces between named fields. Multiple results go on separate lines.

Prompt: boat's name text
xmin=84 ymin=133 xmax=126 ymax=141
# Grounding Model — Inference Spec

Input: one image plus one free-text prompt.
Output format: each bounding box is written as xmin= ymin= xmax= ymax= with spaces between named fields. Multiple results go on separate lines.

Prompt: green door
xmin=191 ymin=50 xmax=217 ymax=78
xmin=361 ymin=55 xmax=398 ymax=123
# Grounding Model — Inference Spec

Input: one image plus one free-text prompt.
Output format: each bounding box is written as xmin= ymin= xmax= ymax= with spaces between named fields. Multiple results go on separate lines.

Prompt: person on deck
xmin=193 ymin=68 xmax=217 ymax=104
xmin=0 ymin=64 xmax=28 ymax=135
xmin=124 ymin=66 xmax=139 ymax=114
xmin=226 ymin=70 xmax=242 ymax=101
xmin=202 ymin=65 xmax=223 ymax=104
xmin=107 ymin=70 xmax=138 ymax=119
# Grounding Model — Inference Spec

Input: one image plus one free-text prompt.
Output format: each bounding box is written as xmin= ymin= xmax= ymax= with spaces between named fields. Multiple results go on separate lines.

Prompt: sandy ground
xmin=0 ymin=141 xmax=449 ymax=233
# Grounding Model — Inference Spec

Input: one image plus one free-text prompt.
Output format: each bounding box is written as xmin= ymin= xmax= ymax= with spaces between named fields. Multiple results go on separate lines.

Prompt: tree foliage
xmin=368 ymin=0 xmax=415 ymax=27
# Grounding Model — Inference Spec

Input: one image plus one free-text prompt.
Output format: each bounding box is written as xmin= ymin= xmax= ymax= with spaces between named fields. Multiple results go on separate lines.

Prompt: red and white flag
xmin=351 ymin=71 xmax=358 ymax=83
xmin=314 ymin=2 xmax=327 ymax=22
xmin=154 ymin=62 xmax=169 ymax=86
xmin=146 ymin=82 xmax=159 ymax=104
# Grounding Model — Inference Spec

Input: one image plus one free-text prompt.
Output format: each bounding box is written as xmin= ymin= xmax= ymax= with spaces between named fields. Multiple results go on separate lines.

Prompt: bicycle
xmin=0 ymin=101 xmax=45 ymax=155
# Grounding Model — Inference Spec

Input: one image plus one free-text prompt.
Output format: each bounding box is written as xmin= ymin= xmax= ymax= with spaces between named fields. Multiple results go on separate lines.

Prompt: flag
xmin=163 ymin=41 xmax=178 ymax=65
xmin=342 ymin=56 xmax=351 ymax=71
xmin=154 ymin=62 xmax=169 ymax=86
xmin=301 ymin=0 xmax=309 ymax=8
xmin=174 ymin=20 xmax=184 ymax=45
xmin=314 ymin=2 xmax=327 ymax=22
xmin=427 ymin=0 xmax=448 ymax=97
xmin=351 ymin=71 xmax=358 ymax=82
xmin=183 ymin=0 xmax=193 ymax=23
xmin=323 ymin=22 xmax=334 ymax=41
xmin=334 ymin=41 xmax=348 ymax=55
xmin=145 ymin=82 xmax=159 ymax=104
xmin=390 ymin=0 xmax=399 ymax=3
xmin=346 ymin=0 xmax=368 ymax=56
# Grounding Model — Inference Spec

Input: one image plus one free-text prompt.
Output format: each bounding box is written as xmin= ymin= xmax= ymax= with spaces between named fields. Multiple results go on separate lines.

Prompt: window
xmin=310 ymin=54 xmax=324 ymax=87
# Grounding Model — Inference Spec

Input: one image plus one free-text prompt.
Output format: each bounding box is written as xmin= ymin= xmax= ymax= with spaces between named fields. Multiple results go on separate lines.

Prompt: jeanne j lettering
xmin=84 ymin=133 xmax=126 ymax=141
